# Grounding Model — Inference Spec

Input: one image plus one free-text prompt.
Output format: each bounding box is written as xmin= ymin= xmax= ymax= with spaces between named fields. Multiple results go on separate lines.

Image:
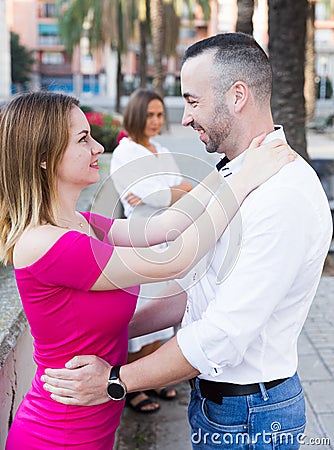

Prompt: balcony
xmin=39 ymin=62 xmax=72 ymax=76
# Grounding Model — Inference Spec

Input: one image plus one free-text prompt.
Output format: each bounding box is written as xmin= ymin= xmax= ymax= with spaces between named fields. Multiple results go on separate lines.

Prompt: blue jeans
xmin=188 ymin=373 xmax=306 ymax=449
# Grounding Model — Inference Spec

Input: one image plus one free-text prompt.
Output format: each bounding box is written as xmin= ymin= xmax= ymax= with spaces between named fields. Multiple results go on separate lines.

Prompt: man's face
xmin=181 ymin=52 xmax=234 ymax=154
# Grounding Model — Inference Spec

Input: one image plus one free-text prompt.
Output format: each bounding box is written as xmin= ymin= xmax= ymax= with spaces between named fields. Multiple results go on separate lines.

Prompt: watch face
xmin=107 ymin=381 xmax=126 ymax=400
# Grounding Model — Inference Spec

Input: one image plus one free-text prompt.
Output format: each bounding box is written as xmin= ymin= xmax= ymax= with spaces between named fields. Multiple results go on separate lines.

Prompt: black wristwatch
xmin=107 ymin=365 xmax=127 ymax=401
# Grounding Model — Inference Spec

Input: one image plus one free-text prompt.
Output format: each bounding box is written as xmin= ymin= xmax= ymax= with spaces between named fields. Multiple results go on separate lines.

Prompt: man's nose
xmin=181 ymin=106 xmax=192 ymax=127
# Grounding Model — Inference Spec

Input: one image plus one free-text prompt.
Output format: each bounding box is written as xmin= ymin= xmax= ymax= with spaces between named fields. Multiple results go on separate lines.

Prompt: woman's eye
xmin=79 ymin=135 xmax=88 ymax=143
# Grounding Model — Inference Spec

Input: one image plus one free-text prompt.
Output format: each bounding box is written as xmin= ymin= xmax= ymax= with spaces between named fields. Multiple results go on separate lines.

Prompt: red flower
xmin=85 ymin=111 xmax=104 ymax=127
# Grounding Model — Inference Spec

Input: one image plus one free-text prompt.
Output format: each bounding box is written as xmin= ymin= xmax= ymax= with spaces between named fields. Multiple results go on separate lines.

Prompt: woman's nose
xmin=92 ymin=139 xmax=104 ymax=154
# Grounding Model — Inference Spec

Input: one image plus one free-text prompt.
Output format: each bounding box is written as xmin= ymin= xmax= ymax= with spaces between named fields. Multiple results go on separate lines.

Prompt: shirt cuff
xmin=177 ymin=323 xmax=224 ymax=377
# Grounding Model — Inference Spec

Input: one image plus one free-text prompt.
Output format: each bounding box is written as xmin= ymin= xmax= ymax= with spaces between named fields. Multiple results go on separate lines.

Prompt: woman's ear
xmin=40 ymin=161 xmax=46 ymax=169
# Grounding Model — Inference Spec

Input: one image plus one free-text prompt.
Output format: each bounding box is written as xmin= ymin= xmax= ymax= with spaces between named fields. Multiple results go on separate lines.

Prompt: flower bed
xmin=82 ymin=106 xmax=122 ymax=152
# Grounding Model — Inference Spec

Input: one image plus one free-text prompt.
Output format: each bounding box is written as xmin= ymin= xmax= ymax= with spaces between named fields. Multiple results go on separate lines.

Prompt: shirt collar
xmin=220 ymin=125 xmax=287 ymax=174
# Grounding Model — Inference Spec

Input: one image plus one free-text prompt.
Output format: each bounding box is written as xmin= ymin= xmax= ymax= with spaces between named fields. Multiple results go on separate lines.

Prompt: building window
xmin=41 ymin=52 xmax=64 ymax=65
xmin=39 ymin=35 xmax=60 ymax=45
xmin=38 ymin=2 xmax=57 ymax=18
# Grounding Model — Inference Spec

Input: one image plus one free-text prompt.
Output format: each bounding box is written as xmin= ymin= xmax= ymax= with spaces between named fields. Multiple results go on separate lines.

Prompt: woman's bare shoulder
xmin=13 ymin=225 xmax=69 ymax=269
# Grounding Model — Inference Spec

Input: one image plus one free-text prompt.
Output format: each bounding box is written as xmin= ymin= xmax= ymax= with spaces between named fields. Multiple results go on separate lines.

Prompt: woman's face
xmin=143 ymin=99 xmax=165 ymax=138
xmin=57 ymin=106 xmax=104 ymax=190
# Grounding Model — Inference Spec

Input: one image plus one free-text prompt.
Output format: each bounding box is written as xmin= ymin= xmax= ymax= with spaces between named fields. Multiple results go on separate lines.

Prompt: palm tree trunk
xmin=150 ymin=0 xmax=165 ymax=97
xmin=139 ymin=19 xmax=148 ymax=88
xmin=116 ymin=47 xmax=122 ymax=113
xmin=304 ymin=0 xmax=316 ymax=123
xmin=236 ymin=0 xmax=255 ymax=35
xmin=268 ymin=0 xmax=309 ymax=161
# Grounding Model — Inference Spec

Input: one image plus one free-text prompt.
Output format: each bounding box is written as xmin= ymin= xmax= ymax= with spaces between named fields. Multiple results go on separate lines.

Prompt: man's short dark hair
xmin=182 ymin=33 xmax=272 ymax=104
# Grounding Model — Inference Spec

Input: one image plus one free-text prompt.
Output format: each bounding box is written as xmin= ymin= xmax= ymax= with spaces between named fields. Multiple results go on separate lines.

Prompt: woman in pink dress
xmin=0 ymin=92 xmax=295 ymax=449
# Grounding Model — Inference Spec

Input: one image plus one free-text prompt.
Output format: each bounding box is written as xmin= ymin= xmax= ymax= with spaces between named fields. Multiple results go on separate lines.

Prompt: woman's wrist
xmin=224 ymin=172 xmax=252 ymax=203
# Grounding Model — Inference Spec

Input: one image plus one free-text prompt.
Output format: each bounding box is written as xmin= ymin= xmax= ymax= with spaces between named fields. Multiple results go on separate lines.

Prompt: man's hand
xmin=41 ymin=355 xmax=111 ymax=406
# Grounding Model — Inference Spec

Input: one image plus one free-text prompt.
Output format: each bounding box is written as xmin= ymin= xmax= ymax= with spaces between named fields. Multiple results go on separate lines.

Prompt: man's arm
xmin=41 ymin=337 xmax=198 ymax=406
xmin=129 ymin=281 xmax=187 ymax=339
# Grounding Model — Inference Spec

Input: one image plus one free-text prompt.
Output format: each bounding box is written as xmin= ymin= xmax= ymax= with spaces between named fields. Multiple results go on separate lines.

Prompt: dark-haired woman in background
xmin=110 ymin=89 xmax=192 ymax=412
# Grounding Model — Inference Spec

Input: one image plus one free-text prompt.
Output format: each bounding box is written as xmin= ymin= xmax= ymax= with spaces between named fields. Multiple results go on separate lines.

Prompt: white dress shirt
xmin=110 ymin=137 xmax=183 ymax=218
xmin=177 ymin=127 xmax=333 ymax=384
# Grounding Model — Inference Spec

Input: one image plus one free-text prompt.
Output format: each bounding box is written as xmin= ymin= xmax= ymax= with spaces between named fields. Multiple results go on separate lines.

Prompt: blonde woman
xmin=0 ymin=91 xmax=294 ymax=449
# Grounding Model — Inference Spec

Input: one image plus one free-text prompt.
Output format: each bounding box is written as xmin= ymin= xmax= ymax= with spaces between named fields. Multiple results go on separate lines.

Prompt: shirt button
xmin=192 ymin=272 xmax=197 ymax=281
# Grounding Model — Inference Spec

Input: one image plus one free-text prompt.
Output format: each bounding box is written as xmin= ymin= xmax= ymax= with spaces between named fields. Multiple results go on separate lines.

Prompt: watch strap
xmin=109 ymin=365 xmax=121 ymax=381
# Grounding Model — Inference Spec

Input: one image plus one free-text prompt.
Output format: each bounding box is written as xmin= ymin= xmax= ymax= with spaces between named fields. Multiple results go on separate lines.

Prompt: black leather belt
xmin=189 ymin=377 xmax=288 ymax=405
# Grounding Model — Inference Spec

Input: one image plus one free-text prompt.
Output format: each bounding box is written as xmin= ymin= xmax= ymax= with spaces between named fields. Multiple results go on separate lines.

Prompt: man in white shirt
xmin=42 ymin=33 xmax=333 ymax=449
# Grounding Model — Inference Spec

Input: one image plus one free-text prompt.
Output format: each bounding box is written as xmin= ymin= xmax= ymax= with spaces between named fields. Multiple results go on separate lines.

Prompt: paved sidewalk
xmin=85 ymin=126 xmax=334 ymax=450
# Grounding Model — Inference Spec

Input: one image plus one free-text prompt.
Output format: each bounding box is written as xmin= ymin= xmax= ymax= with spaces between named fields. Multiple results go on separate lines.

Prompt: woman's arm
xmin=93 ymin=138 xmax=296 ymax=291
xmin=109 ymin=167 xmax=220 ymax=247
xmin=109 ymin=136 xmax=288 ymax=248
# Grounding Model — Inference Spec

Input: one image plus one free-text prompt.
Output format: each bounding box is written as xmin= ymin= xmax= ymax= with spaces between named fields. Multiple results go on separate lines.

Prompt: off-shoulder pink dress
xmin=6 ymin=212 xmax=139 ymax=449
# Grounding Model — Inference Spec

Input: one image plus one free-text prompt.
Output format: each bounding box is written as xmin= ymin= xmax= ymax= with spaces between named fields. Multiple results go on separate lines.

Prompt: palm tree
xmin=150 ymin=0 xmax=165 ymax=96
xmin=58 ymin=0 xmax=211 ymax=104
xmin=58 ymin=0 xmax=134 ymax=111
xmin=236 ymin=0 xmax=255 ymax=35
xmin=150 ymin=0 xmax=211 ymax=96
xmin=268 ymin=0 xmax=309 ymax=160
xmin=304 ymin=0 xmax=316 ymax=123
xmin=138 ymin=0 xmax=150 ymax=88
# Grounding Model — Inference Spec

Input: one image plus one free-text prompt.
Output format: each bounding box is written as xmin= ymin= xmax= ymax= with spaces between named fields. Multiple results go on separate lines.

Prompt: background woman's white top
xmin=110 ymin=137 xmax=184 ymax=352
xmin=110 ymin=137 xmax=183 ymax=218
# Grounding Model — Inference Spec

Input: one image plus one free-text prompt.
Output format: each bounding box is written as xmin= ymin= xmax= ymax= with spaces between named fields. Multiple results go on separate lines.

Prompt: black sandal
xmin=125 ymin=391 xmax=160 ymax=414
xmin=145 ymin=387 xmax=178 ymax=401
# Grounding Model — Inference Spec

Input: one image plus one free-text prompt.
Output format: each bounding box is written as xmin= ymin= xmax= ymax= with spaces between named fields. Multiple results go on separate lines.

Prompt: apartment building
xmin=0 ymin=0 xmax=11 ymax=100
xmin=6 ymin=0 xmax=334 ymax=98
xmin=7 ymin=0 xmax=104 ymax=94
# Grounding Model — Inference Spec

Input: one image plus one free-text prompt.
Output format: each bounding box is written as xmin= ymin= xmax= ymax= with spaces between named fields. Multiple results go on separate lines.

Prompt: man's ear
xmin=231 ymin=81 xmax=248 ymax=113
xmin=40 ymin=161 xmax=46 ymax=169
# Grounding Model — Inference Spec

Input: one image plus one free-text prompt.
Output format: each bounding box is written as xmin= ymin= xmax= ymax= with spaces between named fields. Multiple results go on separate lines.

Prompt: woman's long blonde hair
xmin=0 ymin=92 xmax=79 ymax=264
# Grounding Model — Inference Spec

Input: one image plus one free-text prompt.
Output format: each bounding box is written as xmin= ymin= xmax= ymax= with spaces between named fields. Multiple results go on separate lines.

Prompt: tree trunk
xmin=139 ymin=19 xmax=148 ymax=88
xmin=116 ymin=47 xmax=122 ymax=113
xmin=304 ymin=0 xmax=316 ymax=123
xmin=268 ymin=0 xmax=309 ymax=161
xmin=150 ymin=0 xmax=165 ymax=97
xmin=236 ymin=0 xmax=255 ymax=35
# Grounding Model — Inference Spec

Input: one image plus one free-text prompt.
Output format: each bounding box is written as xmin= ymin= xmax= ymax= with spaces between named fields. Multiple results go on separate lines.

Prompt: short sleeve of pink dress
xmin=6 ymin=212 xmax=139 ymax=450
